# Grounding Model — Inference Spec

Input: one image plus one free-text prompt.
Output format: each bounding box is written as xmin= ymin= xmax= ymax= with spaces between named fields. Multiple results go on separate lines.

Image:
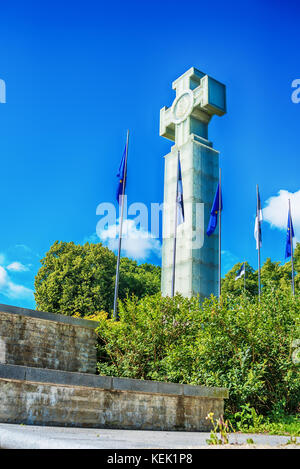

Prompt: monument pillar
xmin=160 ymin=67 xmax=226 ymax=300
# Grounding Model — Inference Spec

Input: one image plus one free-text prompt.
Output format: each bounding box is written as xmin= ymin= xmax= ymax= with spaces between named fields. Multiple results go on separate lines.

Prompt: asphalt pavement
xmin=0 ymin=423 xmax=298 ymax=449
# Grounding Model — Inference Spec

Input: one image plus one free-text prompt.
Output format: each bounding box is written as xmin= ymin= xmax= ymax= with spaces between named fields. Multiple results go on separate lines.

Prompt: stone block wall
xmin=0 ymin=305 xmax=98 ymax=374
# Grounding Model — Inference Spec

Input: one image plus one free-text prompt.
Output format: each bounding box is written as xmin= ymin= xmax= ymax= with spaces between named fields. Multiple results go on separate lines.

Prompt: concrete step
xmin=0 ymin=363 xmax=228 ymax=431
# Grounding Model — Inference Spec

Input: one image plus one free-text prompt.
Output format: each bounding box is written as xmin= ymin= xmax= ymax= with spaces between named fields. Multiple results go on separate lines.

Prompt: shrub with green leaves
xmin=96 ymin=288 xmax=300 ymax=415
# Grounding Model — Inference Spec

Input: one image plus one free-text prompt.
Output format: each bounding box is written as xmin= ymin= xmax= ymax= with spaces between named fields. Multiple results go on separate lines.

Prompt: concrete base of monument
xmin=0 ymin=364 xmax=228 ymax=432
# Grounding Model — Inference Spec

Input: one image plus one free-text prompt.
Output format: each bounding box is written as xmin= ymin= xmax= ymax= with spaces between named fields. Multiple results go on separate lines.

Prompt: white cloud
xmin=0 ymin=266 xmax=8 ymax=288
xmin=97 ymin=219 xmax=161 ymax=260
xmin=263 ymin=189 xmax=300 ymax=242
xmin=7 ymin=261 xmax=29 ymax=272
xmin=7 ymin=282 xmax=33 ymax=298
xmin=0 ymin=265 xmax=33 ymax=300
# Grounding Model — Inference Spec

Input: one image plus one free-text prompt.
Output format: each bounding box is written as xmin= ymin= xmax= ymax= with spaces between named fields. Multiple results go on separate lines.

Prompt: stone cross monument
xmin=160 ymin=67 xmax=226 ymax=300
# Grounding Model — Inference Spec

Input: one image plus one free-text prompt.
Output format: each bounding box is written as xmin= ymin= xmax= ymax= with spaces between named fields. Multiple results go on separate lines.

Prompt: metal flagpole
xmin=256 ymin=184 xmax=261 ymax=301
xmin=113 ymin=130 xmax=129 ymax=320
xmin=218 ymin=168 xmax=222 ymax=299
xmin=244 ymin=261 xmax=246 ymax=291
xmin=289 ymin=199 xmax=295 ymax=296
xmin=171 ymin=152 xmax=180 ymax=297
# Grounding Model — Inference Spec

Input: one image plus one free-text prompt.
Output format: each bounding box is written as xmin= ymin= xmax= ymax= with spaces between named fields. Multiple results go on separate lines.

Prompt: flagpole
xmin=171 ymin=151 xmax=180 ymax=298
xmin=113 ymin=130 xmax=129 ymax=320
xmin=289 ymin=199 xmax=295 ymax=296
xmin=218 ymin=168 xmax=222 ymax=299
xmin=256 ymin=184 xmax=261 ymax=301
xmin=244 ymin=261 xmax=246 ymax=291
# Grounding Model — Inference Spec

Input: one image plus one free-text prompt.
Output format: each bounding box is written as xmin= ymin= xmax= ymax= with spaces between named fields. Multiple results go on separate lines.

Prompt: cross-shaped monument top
xmin=160 ymin=67 xmax=226 ymax=146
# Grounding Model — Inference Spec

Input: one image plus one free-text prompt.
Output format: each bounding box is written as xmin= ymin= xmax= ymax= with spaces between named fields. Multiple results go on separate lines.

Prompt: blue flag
xmin=285 ymin=208 xmax=295 ymax=259
xmin=207 ymin=183 xmax=222 ymax=236
xmin=176 ymin=156 xmax=184 ymax=225
xmin=116 ymin=143 xmax=127 ymax=204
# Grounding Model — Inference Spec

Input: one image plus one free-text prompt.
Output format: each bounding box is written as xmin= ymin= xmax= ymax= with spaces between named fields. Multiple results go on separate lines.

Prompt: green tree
xmin=221 ymin=243 xmax=300 ymax=299
xmin=118 ymin=258 xmax=161 ymax=300
xmin=261 ymin=258 xmax=283 ymax=286
xmin=221 ymin=262 xmax=257 ymax=297
xmin=34 ymin=241 xmax=161 ymax=316
xmin=261 ymin=257 xmax=293 ymax=292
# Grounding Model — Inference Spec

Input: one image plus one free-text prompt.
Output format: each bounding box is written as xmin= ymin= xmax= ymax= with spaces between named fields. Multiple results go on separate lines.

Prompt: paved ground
xmin=0 ymin=423 xmax=298 ymax=449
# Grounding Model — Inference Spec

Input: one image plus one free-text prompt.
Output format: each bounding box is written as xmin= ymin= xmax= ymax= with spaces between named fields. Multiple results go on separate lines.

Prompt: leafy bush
xmin=230 ymin=404 xmax=300 ymax=436
xmin=96 ymin=288 xmax=300 ymax=416
xmin=34 ymin=241 xmax=161 ymax=316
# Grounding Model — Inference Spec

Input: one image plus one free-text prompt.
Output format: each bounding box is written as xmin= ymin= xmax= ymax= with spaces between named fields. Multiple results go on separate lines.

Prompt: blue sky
xmin=0 ymin=0 xmax=299 ymax=308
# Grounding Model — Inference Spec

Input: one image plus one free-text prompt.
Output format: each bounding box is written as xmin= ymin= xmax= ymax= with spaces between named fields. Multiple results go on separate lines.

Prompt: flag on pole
xmin=285 ymin=207 xmax=295 ymax=259
xmin=176 ymin=156 xmax=184 ymax=225
xmin=235 ymin=262 xmax=246 ymax=280
xmin=171 ymin=153 xmax=184 ymax=297
xmin=116 ymin=143 xmax=127 ymax=203
xmin=254 ymin=189 xmax=263 ymax=249
xmin=113 ymin=131 xmax=129 ymax=320
xmin=207 ymin=183 xmax=222 ymax=236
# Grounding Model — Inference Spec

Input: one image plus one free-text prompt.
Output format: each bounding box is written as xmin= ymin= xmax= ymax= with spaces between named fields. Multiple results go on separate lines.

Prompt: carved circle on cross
xmin=171 ymin=90 xmax=194 ymax=124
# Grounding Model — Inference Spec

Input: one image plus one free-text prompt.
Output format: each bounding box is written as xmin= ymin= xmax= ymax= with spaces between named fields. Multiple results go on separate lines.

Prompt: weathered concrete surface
xmin=0 ymin=305 xmax=98 ymax=373
xmin=0 ymin=423 xmax=297 ymax=449
xmin=0 ymin=364 xmax=228 ymax=431
xmin=0 ymin=364 xmax=228 ymax=399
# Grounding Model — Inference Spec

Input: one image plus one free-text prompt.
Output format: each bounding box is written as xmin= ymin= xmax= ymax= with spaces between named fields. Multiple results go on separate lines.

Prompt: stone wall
xmin=0 ymin=304 xmax=229 ymax=431
xmin=0 ymin=364 xmax=228 ymax=431
xmin=0 ymin=305 xmax=98 ymax=374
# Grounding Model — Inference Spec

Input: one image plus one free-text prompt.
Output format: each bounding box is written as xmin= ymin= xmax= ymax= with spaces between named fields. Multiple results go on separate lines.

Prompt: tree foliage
xmin=221 ymin=262 xmax=258 ymax=297
xmin=222 ymin=243 xmax=300 ymax=297
xmin=34 ymin=241 xmax=161 ymax=316
xmin=96 ymin=289 xmax=300 ymax=416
